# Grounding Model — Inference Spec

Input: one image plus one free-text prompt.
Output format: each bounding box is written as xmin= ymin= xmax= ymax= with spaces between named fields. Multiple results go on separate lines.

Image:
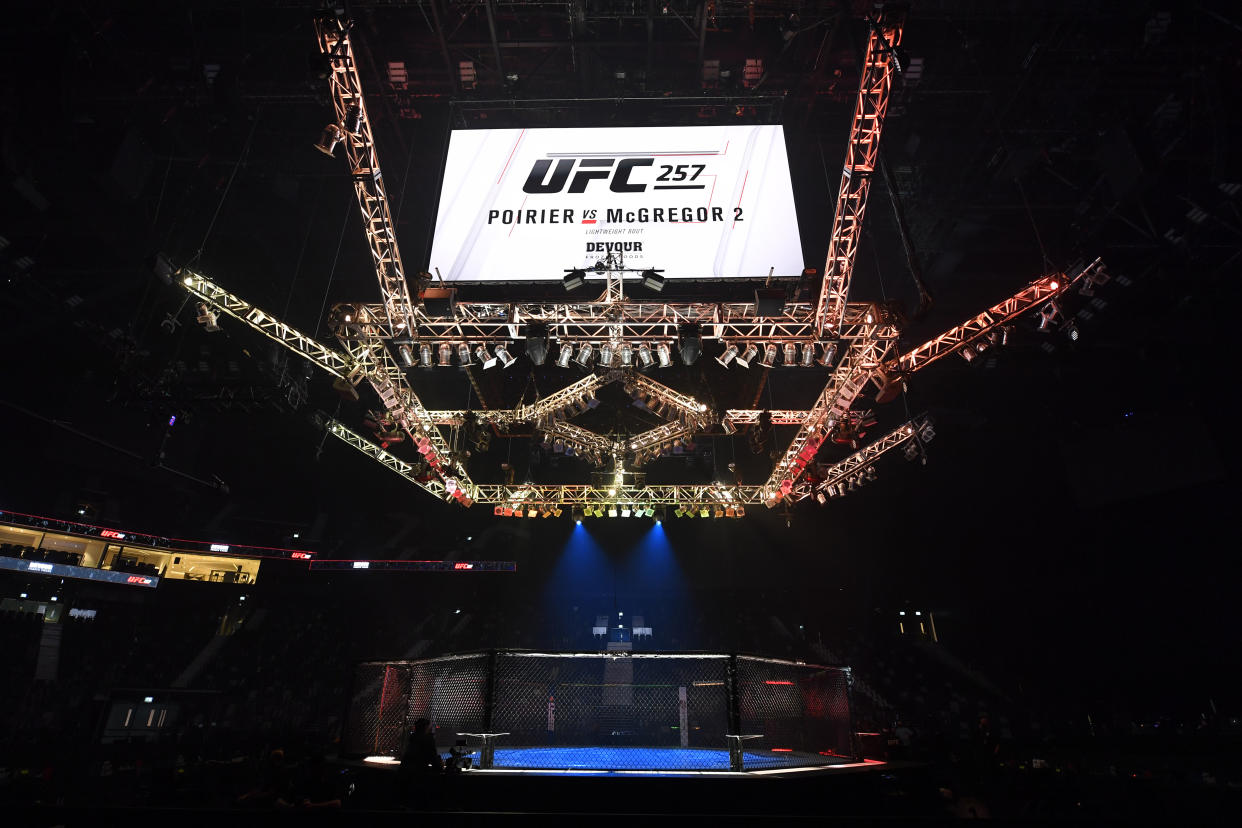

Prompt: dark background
xmin=0 ymin=0 xmax=1238 ymax=721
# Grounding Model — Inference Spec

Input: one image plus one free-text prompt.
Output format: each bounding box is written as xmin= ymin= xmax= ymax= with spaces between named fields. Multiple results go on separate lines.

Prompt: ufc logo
xmin=523 ymin=158 xmax=652 ymax=194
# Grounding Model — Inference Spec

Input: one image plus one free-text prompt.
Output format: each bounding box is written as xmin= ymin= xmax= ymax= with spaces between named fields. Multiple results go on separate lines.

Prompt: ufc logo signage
xmin=522 ymin=158 xmax=707 ymax=194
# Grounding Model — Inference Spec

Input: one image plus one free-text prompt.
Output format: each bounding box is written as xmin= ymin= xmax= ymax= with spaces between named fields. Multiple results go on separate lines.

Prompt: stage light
xmin=563 ymin=269 xmax=586 ymax=291
xmin=313 ymin=123 xmax=343 ymax=156
xmin=722 ymin=419 xmax=737 ymax=435
xmin=572 ymin=508 xmax=584 ymax=523
xmin=196 ymin=302 xmax=220 ymax=332
xmin=1038 ymin=301 xmax=1062 ymax=332
xmin=398 ymin=344 xmax=416 ymax=368
xmin=556 ymin=343 xmax=573 ymax=368
xmin=674 ymin=506 xmax=685 ymax=517
xmin=525 ymin=323 xmax=549 ymax=365
xmin=437 ymin=343 xmax=453 ymax=367
xmin=736 ymin=344 xmax=758 ymax=368
xmin=637 ymin=343 xmax=655 ymax=368
xmin=699 ymin=506 xmax=710 ymax=518
xmin=782 ymin=343 xmax=797 ymax=365
xmin=678 ymin=324 xmax=702 ymax=365
xmin=574 ymin=343 xmax=594 ymax=368
xmin=800 ymin=343 xmax=816 ymax=367
xmin=598 ymin=344 xmax=615 ymax=368
xmin=621 ymin=506 xmax=632 ymax=517
xmin=419 ymin=343 xmax=433 ymax=367
xmin=760 ymin=344 xmax=778 ymax=367
xmin=716 ymin=343 xmax=739 ymax=368
xmin=457 ymin=343 xmax=471 ymax=365
xmin=641 ymin=269 xmax=666 ymax=292
xmin=1066 ymin=322 xmax=1079 ymax=342
xmin=653 ymin=507 xmax=665 ymax=522
xmin=494 ymin=343 xmax=517 ymax=368
xmin=474 ymin=345 xmax=497 ymax=368
xmin=818 ymin=342 xmax=837 ymax=367
xmin=714 ymin=506 xmax=725 ymax=518
xmin=991 ymin=327 xmax=1010 ymax=347
xmin=619 ymin=343 xmax=633 ymax=366
xmin=656 ymin=343 xmax=673 ymax=368
xmin=608 ymin=505 xmax=619 ymax=517
xmin=960 ymin=346 xmax=977 ymax=363
xmin=343 ymin=104 xmax=362 ymax=135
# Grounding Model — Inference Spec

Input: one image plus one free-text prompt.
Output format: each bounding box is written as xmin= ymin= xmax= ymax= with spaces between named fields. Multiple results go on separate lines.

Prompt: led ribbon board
xmin=429 ymin=125 xmax=803 ymax=282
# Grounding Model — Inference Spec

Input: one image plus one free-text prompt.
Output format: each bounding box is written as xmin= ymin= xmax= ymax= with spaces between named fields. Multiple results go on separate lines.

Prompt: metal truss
xmin=889 ymin=258 xmax=1106 ymax=376
xmin=351 ymin=299 xmax=895 ymax=345
xmin=814 ymin=9 xmax=905 ymax=335
xmin=180 ymin=270 xmax=355 ymax=380
xmin=806 ymin=415 xmax=933 ymax=499
xmin=314 ymin=15 xmax=419 ymax=332
xmin=325 ymin=419 xmax=450 ymax=499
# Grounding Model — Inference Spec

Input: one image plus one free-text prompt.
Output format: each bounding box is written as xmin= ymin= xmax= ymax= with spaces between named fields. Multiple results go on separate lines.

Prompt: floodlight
xmin=475 ymin=345 xmax=498 ymax=369
xmin=716 ymin=343 xmax=739 ymax=368
xmin=800 ymin=343 xmax=816 ymax=367
xmin=574 ymin=343 xmax=594 ymax=368
xmin=817 ymin=342 xmax=837 ymax=367
xmin=656 ymin=343 xmax=673 ymax=368
xmin=456 ymin=343 xmax=471 ymax=365
xmin=619 ymin=343 xmax=633 ymax=366
xmin=782 ymin=343 xmax=797 ymax=365
xmin=494 ymin=343 xmax=517 ymax=368
xmin=736 ymin=344 xmax=758 ymax=368
xmin=556 ymin=343 xmax=573 ymax=368
xmin=598 ymin=344 xmax=615 ymax=368
xmin=398 ymin=344 xmax=416 ymax=368
xmin=313 ymin=123 xmax=343 ymax=156
xmin=760 ymin=344 xmax=778 ymax=367
xmin=641 ymin=269 xmax=665 ymax=292
xmin=563 ymin=269 xmax=586 ymax=291
xmin=419 ymin=343 xmax=433 ymax=367
xmin=637 ymin=343 xmax=655 ymax=368
xmin=343 ymin=104 xmax=362 ymax=135
xmin=608 ymin=505 xmax=619 ymax=517
xmin=437 ymin=344 xmax=453 ymax=367
xmin=525 ymin=323 xmax=549 ymax=365
xmin=699 ymin=506 xmax=710 ymax=518
xmin=678 ymin=324 xmax=702 ymax=365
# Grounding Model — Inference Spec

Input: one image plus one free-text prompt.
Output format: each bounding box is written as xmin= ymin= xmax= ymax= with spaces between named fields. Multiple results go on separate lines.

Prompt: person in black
xmin=400 ymin=719 xmax=443 ymax=775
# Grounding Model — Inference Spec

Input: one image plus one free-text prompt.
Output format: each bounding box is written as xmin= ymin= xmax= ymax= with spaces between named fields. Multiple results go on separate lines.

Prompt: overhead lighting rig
xmin=167 ymin=8 xmax=1109 ymax=517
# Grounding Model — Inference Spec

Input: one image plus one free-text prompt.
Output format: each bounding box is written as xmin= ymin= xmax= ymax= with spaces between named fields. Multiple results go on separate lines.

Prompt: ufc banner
xmin=428 ymin=126 xmax=803 ymax=282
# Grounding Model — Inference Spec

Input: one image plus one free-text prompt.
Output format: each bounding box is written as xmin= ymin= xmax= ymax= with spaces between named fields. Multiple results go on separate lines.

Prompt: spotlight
xmin=608 ymin=505 xmax=619 ymax=517
xmin=398 ymin=344 xmax=416 ymax=368
xmin=313 ymin=123 xmax=343 ymax=156
xmin=637 ymin=343 xmax=655 ymax=368
xmin=653 ymin=506 xmax=665 ymax=522
xmin=760 ymin=344 xmax=777 ymax=367
xmin=1066 ymin=322 xmax=1080 ymax=342
xmin=736 ymin=344 xmax=758 ymax=368
xmin=437 ymin=343 xmax=453 ymax=367
xmin=699 ymin=506 xmax=710 ymax=518
xmin=800 ymin=343 xmax=816 ymax=367
xmin=525 ymin=323 xmax=549 ymax=365
xmin=574 ymin=343 xmax=594 ymax=368
xmin=619 ymin=343 xmax=633 ymax=366
xmin=716 ymin=343 xmax=739 ymax=368
xmin=419 ymin=343 xmax=433 ymax=367
xmin=678 ymin=324 xmax=702 ymax=365
xmin=457 ymin=343 xmax=471 ymax=365
xmin=196 ymin=302 xmax=220 ymax=332
xmin=641 ymin=269 xmax=666 ymax=292
xmin=494 ymin=343 xmax=517 ymax=368
xmin=722 ymin=419 xmax=737 ymax=435
xmin=563 ymin=269 xmax=586 ymax=291
xmin=782 ymin=343 xmax=797 ymax=365
xmin=960 ymin=346 xmax=977 ymax=363
xmin=817 ymin=342 xmax=838 ymax=367
xmin=598 ymin=344 xmax=615 ymax=368
xmin=475 ymin=345 xmax=497 ymax=368
xmin=621 ymin=506 xmax=632 ymax=517
xmin=1038 ymin=301 xmax=1061 ymax=332
xmin=572 ymin=507 xmax=585 ymax=523
xmin=656 ymin=342 xmax=673 ymax=368
xmin=674 ymin=506 xmax=686 ymax=517
xmin=556 ymin=343 xmax=573 ymax=368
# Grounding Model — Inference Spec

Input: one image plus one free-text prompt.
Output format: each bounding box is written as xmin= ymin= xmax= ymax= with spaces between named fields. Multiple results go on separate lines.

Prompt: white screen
xmin=428 ymin=125 xmax=803 ymax=282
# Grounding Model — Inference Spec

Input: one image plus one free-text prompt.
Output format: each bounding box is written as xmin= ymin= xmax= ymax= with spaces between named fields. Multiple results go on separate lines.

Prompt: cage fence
xmin=346 ymin=651 xmax=854 ymax=771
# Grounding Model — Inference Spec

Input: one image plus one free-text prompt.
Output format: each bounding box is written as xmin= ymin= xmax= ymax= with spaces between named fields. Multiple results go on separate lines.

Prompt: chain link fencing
xmin=345 ymin=651 xmax=854 ymax=771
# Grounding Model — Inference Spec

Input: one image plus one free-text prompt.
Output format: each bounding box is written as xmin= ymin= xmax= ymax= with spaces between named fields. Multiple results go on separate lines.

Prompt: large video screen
xmin=428 ymin=125 xmax=803 ymax=282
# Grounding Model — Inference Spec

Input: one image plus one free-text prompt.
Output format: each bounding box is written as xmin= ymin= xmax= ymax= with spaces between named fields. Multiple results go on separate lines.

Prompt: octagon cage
xmin=345 ymin=651 xmax=856 ymax=772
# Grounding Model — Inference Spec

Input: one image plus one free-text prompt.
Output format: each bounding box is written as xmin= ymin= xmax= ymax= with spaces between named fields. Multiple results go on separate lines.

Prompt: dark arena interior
xmin=1 ymin=1 xmax=1240 ymax=824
